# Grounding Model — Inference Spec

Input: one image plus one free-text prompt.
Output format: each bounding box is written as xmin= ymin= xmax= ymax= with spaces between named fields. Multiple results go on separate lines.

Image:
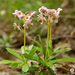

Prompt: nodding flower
xmin=14 ymin=23 xmax=21 ymax=30
xmin=38 ymin=6 xmax=62 ymax=24
xmin=13 ymin=10 xmax=36 ymax=28
xmin=13 ymin=10 xmax=24 ymax=19
xmin=39 ymin=6 xmax=48 ymax=14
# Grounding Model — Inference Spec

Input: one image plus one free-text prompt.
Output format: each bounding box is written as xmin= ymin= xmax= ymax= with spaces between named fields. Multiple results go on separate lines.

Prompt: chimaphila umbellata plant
xmin=0 ymin=6 xmax=75 ymax=75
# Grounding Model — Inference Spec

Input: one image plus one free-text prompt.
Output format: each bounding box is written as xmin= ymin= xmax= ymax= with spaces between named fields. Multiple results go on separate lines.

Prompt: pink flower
xmin=29 ymin=11 xmax=36 ymax=18
xmin=38 ymin=6 xmax=62 ymax=24
xmin=14 ymin=23 xmax=21 ymax=30
xmin=47 ymin=9 xmax=55 ymax=16
xmin=23 ymin=19 xmax=33 ymax=28
xmin=39 ymin=6 xmax=48 ymax=14
xmin=38 ymin=14 xmax=45 ymax=24
xmin=54 ymin=8 xmax=62 ymax=18
xmin=13 ymin=10 xmax=24 ymax=19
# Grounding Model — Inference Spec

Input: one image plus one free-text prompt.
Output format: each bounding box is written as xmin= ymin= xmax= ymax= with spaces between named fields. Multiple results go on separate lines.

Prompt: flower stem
xmin=49 ymin=22 xmax=51 ymax=47
xmin=24 ymin=26 xmax=26 ymax=53
xmin=24 ymin=17 xmax=26 ymax=64
xmin=45 ymin=18 xmax=50 ymax=61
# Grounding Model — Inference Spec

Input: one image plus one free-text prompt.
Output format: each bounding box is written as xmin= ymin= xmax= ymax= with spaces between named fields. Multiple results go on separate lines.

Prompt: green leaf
xmin=47 ymin=53 xmax=59 ymax=61
xmin=10 ymin=39 xmax=17 ymax=44
xmin=31 ymin=39 xmax=41 ymax=48
xmin=0 ymin=60 xmax=21 ymax=64
xmin=53 ymin=48 xmax=71 ymax=53
xmin=9 ymin=63 xmax=23 ymax=68
xmin=29 ymin=46 xmax=37 ymax=56
xmin=6 ymin=48 xmax=24 ymax=62
xmin=46 ymin=62 xmax=54 ymax=67
xmin=2 ymin=35 xmax=7 ymax=42
xmin=50 ymin=58 xmax=75 ymax=64
xmin=29 ymin=67 xmax=39 ymax=72
xmin=37 ymin=72 xmax=44 ymax=75
xmin=48 ymin=67 xmax=56 ymax=75
xmin=22 ymin=64 xmax=29 ymax=72
xmin=23 ymin=53 xmax=38 ymax=61
xmin=21 ymin=45 xmax=33 ymax=54
xmin=28 ymin=44 xmax=34 ymax=50
xmin=21 ymin=46 xmax=25 ymax=54
xmin=5 ymin=43 xmax=10 ymax=47
xmin=7 ymin=32 xmax=14 ymax=41
xmin=0 ymin=38 xmax=4 ymax=43
xmin=16 ymin=74 xmax=29 ymax=75
xmin=48 ymin=48 xmax=71 ymax=61
xmin=38 ymin=35 xmax=46 ymax=59
xmin=54 ymin=43 xmax=67 ymax=52
xmin=23 ymin=53 xmax=45 ymax=65
xmin=48 ymin=47 xmax=53 ymax=57
xmin=49 ymin=40 xmax=52 ymax=49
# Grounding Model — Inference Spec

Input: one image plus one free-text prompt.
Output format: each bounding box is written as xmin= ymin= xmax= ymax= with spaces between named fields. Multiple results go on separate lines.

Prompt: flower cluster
xmin=38 ymin=6 xmax=62 ymax=24
xmin=13 ymin=10 xmax=36 ymax=30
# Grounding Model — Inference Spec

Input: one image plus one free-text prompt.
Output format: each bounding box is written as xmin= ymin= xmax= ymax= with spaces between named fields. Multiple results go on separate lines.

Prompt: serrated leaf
xmin=37 ymin=72 xmax=44 ymax=75
xmin=48 ymin=48 xmax=71 ymax=61
xmin=29 ymin=67 xmax=39 ymax=72
xmin=47 ymin=53 xmax=59 ymax=61
xmin=6 ymin=48 xmax=24 ymax=62
xmin=38 ymin=35 xmax=46 ymax=59
xmin=0 ymin=38 xmax=4 ymax=43
xmin=5 ymin=43 xmax=10 ymax=47
xmin=16 ymin=74 xmax=29 ymax=75
xmin=28 ymin=44 xmax=34 ymax=50
xmin=10 ymin=39 xmax=17 ymax=44
xmin=2 ymin=35 xmax=7 ymax=42
xmin=49 ymin=40 xmax=52 ymax=49
xmin=48 ymin=67 xmax=56 ymax=75
xmin=50 ymin=58 xmax=75 ymax=64
xmin=9 ymin=63 xmax=23 ymax=68
xmin=21 ymin=45 xmax=32 ymax=54
xmin=54 ymin=43 xmax=67 ymax=52
xmin=31 ymin=39 xmax=41 ymax=48
xmin=53 ymin=48 xmax=71 ymax=53
xmin=48 ymin=47 xmax=53 ymax=57
xmin=23 ymin=53 xmax=45 ymax=65
xmin=0 ymin=60 xmax=21 ymax=64
xmin=29 ymin=46 xmax=37 ymax=56
xmin=22 ymin=64 xmax=29 ymax=72
xmin=46 ymin=62 xmax=54 ymax=67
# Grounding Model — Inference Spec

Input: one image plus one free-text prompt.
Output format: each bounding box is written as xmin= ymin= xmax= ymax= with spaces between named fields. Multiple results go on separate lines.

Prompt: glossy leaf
xmin=0 ymin=60 xmax=21 ymax=64
xmin=37 ymin=72 xmax=44 ymax=75
xmin=22 ymin=63 xmax=29 ymax=72
xmin=49 ymin=40 xmax=52 ymax=49
xmin=48 ymin=67 xmax=56 ymax=75
xmin=21 ymin=46 xmax=30 ymax=54
xmin=29 ymin=46 xmax=37 ymax=56
xmin=54 ymin=43 xmax=67 ymax=52
xmin=23 ymin=53 xmax=45 ymax=65
xmin=53 ymin=48 xmax=71 ymax=53
xmin=38 ymin=35 xmax=46 ymax=59
xmin=48 ymin=47 xmax=53 ymax=57
xmin=29 ymin=67 xmax=39 ymax=72
xmin=9 ymin=63 xmax=23 ymax=68
xmin=6 ymin=48 xmax=24 ymax=62
xmin=46 ymin=62 xmax=54 ymax=67
xmin=31 ymin=39 xmax=41 ymax=48
xmin=49 ymin=58 xmax=75 ymax=64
